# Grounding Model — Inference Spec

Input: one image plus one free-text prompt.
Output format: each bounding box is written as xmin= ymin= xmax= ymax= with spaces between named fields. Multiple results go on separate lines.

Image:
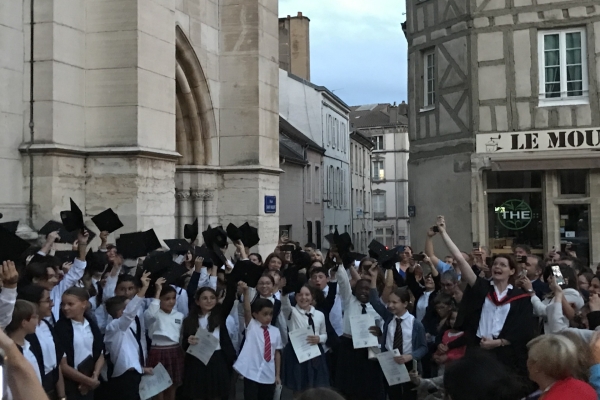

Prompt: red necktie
xmin=262 ymin=326 xmax=271 ymax=361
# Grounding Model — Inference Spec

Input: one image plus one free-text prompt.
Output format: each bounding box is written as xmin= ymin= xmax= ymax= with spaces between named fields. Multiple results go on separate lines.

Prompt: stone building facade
xmin=406 ymin=0 xmax=600 ymax=264
xmin=350 ymin=103 xmax=410 ymax=248
xmin=350 ymin=130 xmax=374 ymax=254
xmin=0 ymin=0 xmax=280 ymax=254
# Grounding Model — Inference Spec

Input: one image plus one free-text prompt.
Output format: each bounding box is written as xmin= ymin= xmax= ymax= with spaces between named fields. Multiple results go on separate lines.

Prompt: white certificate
xmin=350 ymin=314 xmax=379 ymax=349
xmin=139 ymin=363 xmax=173 ymax=400
xmin=186 ymin=327 xmax=219 ymax=365
xmin=376 ymin=352 xmax=411 ymax=386
xmin=289 ymin=326 xmax=320 ymax=363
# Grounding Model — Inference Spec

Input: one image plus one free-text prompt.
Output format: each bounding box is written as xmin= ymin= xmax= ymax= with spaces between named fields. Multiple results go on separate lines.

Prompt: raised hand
xmin=0 ymin=261 xmax=19 ymax=289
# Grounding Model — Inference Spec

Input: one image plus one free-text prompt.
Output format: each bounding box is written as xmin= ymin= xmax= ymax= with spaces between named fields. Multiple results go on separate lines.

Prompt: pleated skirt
xmin=281 ymin=342 xmax=330 ymax=392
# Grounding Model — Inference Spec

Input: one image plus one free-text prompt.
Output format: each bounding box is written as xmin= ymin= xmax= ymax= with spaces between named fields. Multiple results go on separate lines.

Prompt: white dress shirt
xmin=72 ymin=319 xmax=94 ymax=369
xmin=477 ymin=282 xmax=512 ymax=339
xmin=144 ymin=299 xmax=184 ymax=346
xmin=199 ymin=313 xmax=221 ymax=350
xmin=241 ymin=288 xmax=288 ymax=347
xmin=50 ymin=258 xmax=87 ymax=321
xmin=104 ymin=296 xmax=145 ymax=377
xmin=281 ymin=296 xmax=328 ymax=345
xmin=337 ymin=266 xmax=381 ymax=336
xmin=172 ymin=285 xmax=189 ymax=317
xmin=385 ymin=311 xmax=414 ymax=355
xmin=234 ymin=318 xmax=283 ymax=384
xmin=322 ymin=284 xmax=343 ymax=336
xmin=0 ymin=287 xmax=17 ymax=329
xmin=23 ymin=340 xmax=42 ymax=382
xmin=36 ymin=321 xmax=58 ymax=374
xmin=416 ymin=291 xmax=433 ymax=322
xmin=95 ymin=303 xmax=108 ymax=334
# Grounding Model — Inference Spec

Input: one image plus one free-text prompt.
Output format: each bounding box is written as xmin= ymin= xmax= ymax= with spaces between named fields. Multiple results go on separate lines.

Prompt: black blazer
xmin=54 ymin=315 xmax=104 ymax=395
xmin=26 ymin=320 xmax=62 ymax=379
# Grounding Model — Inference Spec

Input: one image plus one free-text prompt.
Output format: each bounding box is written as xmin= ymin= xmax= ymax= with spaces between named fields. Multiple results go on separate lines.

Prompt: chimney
xmin=278 ymin=12 xmax=311 ymax=81
xmin=398 ymin=101 xmax=408 ymax=116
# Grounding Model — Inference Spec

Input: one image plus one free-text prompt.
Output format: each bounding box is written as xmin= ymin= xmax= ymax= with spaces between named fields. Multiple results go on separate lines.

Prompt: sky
xmin=279 ymin=0 xmax=408 ymax=107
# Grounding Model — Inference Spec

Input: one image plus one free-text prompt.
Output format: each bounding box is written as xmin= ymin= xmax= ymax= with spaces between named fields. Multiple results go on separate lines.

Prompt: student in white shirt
xmin=55 ymin=287 xmax=105 ymax=400
xmin=144 ymin=277 xmax=185 ymax=400
xmin=281 ymin=284 xmax=330 ymax=393
xmin=0 ymin=260 xmax=19 ymax=329
xmin=5 ymin=299 xmax=43 ymax=399
xmin=104 ymin=271 xmax=152 ymax=400
xmin=235 ymin=294 xmax=283 ymax=400
xmin=17 ymin=284 xmax=66 ymax=399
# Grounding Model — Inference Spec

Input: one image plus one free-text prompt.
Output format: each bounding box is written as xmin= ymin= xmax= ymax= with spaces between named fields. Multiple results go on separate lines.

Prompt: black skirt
xmin=180 ymin=349 xmax=231 ymax=399
xmin=282 ymin=342 xmax=330 ymax=391
xmin=334 ymin=337 xmax=385 ymax=400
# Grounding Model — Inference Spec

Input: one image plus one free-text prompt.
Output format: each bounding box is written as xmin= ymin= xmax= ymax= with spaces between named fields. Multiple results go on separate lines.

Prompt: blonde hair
xmin=527 ymin=334 xmax=580 ymax=381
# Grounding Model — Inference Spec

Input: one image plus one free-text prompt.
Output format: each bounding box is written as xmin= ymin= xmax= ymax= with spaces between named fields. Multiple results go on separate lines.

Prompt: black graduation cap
xmin=194 ymin=245 xmax=214 ymax=267
xmin=164 ymin=239 xmax=192 ymax=255
xmin=91 ymin=208 xmax=123 ymax=234
xmin=324 ymin=229 xmax=339 ymax=246
xmin=282 ymin=265 xmax=304 ymax=295
xmin=54 ymin=250 xmax=77 ymax=265
xmin=335 ymin=232 xmax=354 ymax=256
xmin=348 ymin=252 xmax=367 ymax=262
xmin=239 ymin=222 xmax=260 ymax=248
xmin=38 ymin=220 xmax=96 ymax=244
xmin=184 ymin=218 xmax=198 ymax=242
xmin=116 ymin=229 xmax=162 ymax=259
xmin=292 ymin=250 xmax=312 ymax=270
xmin=60 ymin=198 xmax=85 ymax=232
xmin=0 ymin=226 xmax=31 ymax=264
xmin=368 ymin=239 xmax=387 ymax=259
xmin=377 ymin=248 xmax=398 ymax=270
xmin=202 ymin=226 xmax=228 ymax=249
xmin=226 ymin=223 xmax=242 ymax=242
xmin=160 ymin=262 xmax=189 ymax=286
xmin=0 ymin=221 xmax=19 ymax=234
xmin=85 ymin=249 xmax=105 ymax=272
xmin=227 ymin=259 xmax=264 ymax=288
xmin=142 ymin=251 xmax=172 ymax=275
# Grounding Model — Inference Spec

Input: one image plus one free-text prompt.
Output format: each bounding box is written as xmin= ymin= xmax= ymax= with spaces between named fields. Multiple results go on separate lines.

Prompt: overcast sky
xmin=278 ymin=0 xmax=408 ymax=107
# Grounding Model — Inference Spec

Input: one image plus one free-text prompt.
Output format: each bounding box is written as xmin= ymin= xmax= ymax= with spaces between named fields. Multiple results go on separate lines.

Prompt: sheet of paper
xmin=139 ymin=363 xmax=173 ymax=400
xmin=289 ymin=326 xmax=320 ymax=363
xmin=376 ymin=352 xmax=411 ymax=386
xmin=350 ymin=314 xmax=379 ymax=349
xmin=186 ymin=327 xmax=219 ymax=365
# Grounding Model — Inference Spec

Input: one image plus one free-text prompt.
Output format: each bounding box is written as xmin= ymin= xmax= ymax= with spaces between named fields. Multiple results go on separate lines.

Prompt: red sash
xmin=486 ymin=290 xmax=530 ymax=306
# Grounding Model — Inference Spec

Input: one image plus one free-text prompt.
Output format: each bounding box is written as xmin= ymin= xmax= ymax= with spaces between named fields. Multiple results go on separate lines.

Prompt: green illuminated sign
xmin=495 ymin=199 xmax=533 ymax=230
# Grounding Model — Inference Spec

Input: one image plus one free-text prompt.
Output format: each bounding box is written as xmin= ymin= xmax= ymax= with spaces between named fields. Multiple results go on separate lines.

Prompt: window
xmin=307 ymin=221 xmax=313 ymax=244
xmin=373 ymin=194 xmax=386 ymax=219
xmin=315 ymin=221 xmax=321 ymax=249
xmin=539 ymin=28 xmax=588 ymax=105
xmin=305 ymin=165 xmax=312 ymax=202
xmin=334 ymin=167 xmax=340 ymax=207
xmin=560 ymin=170 xmax=587 ymax=195
xmin=314 ymin=166 xmax=321 ymax=203
xmin=327 ymin=115 xmax=332 ymax=146
xmin=372 ymin=160 xmax=384 ymax=180
xmin=327 ymin=166 xmax=333 ymax=207
xmin=373 ymin=135 xmax=384 ymax=150
xmin=424 ymin=49 xmax=435 ymax=108
xmin=332 ymin=117 xmax=336 ymax=149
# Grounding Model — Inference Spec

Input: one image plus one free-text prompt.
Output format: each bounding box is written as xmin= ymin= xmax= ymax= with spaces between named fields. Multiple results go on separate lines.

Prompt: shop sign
xmin=476 ymin=128 xmax=600 ymax=154
xmin=495 ymin=199 xmax=533 ymax=230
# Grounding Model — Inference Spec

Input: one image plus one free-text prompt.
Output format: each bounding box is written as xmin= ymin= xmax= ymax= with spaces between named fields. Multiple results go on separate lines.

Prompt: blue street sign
xmin=265 ymin=196 xmax=276 ymax=214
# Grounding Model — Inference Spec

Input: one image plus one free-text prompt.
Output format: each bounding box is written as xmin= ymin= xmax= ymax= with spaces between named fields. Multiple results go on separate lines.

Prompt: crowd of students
xmin=2 ymin=212 xmax=600 ymax=400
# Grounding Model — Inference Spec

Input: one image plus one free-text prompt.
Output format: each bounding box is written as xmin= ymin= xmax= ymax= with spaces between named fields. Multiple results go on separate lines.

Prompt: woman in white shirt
xmin=281 ymin=285 xmax=329 ymax=393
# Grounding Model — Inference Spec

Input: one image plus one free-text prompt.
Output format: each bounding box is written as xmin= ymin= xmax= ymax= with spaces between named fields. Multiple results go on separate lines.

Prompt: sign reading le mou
xmin=476 ymin=128 xmax=600 ymax=154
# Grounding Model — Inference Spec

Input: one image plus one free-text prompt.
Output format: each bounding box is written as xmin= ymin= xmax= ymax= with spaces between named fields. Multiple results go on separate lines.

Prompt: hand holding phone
xmin=551 ymin=265 xmax=566 ymax=286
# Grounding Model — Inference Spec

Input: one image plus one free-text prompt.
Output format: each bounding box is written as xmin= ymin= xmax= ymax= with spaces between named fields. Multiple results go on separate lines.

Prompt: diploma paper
xmin=289 ymin=326 xmax=320 ymax=363
xmin=139 ymin=363 xmax=173 ymax=400
xmin=186 ymin=327 xmax=219 ymax=365
xmin=376 ymin=352 xmax=411 ymax=386
xmin=350 ymin=314 xmax=379 ymax=349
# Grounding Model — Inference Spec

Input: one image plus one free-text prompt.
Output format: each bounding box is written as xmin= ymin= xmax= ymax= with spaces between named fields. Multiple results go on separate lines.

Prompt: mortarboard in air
xmin=0 ymin=226 xmax=31 ymax=264
xmin=227 ymin=259 xmax=264 ymax=288
xmin=60 ymin=198 xmax=85 ymax=232
xmin=239 ymin=222 xmax=260 ymax=248
xmin=116 ymin=229 xmax=162 ymax=260
xmin=377 ymin=248 xmax=398 ymax=269
xmin=0 ymin=221 xmax=19 ymax=235
xmin=335 ymin=232 xmax=354 ymax=257
xmin=54 ymin=250 xmax=77 ymax=265
xmin=225 ymin=223 xmax=242 ymax=242
xmin=85 ymin=249 xmax=105 ymax=272
xmin=202 ymin=226 xmax=228 ymax=249
xmin=324 ymin=229 xmax=339 ymax=246
xmin=38 ymin=220 xmax=96 ymax=244
xmin=160 ymin=262 xmax=190 ymax=287
xmin=164 ymin=239 xmax=192 ymax=255
xmin=91 ymin=208 xmax=124 ymax=234
xmin=142 ymin=251 xmax=172 ymax=275
xmin=292 ymin=250 xmax=312 ymax=270
xmin=184 ymin=218 xmax=199 ymax=242
xmin=194 ymin=245 xmax=214 ymax=267
xmin=368 ymin=239 xmax=387 ymax=259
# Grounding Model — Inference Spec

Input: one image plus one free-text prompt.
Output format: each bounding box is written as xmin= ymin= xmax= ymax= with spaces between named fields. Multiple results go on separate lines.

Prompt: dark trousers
xmin=387 ymin=381 xmax=417 ymax=400
xmin=243 ymin=378 xmax=275 ymax=400
xmin=109 ymin=370 xmax=142 ymax=400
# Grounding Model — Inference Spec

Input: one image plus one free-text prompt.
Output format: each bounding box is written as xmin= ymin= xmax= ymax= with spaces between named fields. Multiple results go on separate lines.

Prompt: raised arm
xmin=368 ymin=264 xmax=391 ymax=319
xmin=437 ymin=216 xmax=476 ymax=287
xmin=241 ymin=283 xmax=252 ymax=327
xmin=0 ymin=261 xmax=18 ymax=329
xmin=52 ymin=231 xmax=89 ymax=299
xmin=115 ymin=272 xmax=149 ymax=331
xmin=424 ymin=228 xmax=442 ymax=266
xmin=336 ymin=263 xmax=352 ymax=304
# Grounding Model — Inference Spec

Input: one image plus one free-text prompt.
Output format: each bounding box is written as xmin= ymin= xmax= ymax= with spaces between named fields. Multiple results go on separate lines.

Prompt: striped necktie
xmin=262 ymin=326 xmax=271 ymax=362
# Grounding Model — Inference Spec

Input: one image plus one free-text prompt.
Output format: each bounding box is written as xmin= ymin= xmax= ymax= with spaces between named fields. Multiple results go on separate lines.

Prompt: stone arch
xmin=175 ymin=26 xmax=216 ymax=165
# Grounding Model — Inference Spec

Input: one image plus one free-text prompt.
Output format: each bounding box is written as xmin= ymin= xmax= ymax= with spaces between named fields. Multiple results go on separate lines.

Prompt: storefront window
xmin=487 ymin=171 xmax=542 ymax=189
xmin=559 ymin=204 xmax=590 ymax=263
xmin=559 ymin=170 xmax=588 ymax=195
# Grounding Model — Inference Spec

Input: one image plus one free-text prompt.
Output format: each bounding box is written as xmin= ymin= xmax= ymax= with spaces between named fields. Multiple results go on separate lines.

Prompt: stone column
xmin=176 ymin=190 xmax=191 ymax=238
xmin=202 ymin=190 xmax=214 ymax=229
xmin=191 ymin=190 xmax=204 ymax=230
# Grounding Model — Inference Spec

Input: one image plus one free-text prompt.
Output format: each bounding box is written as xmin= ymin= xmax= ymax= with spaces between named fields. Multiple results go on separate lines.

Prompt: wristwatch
xmin=526 ymin=288 xmax=534 ymax=294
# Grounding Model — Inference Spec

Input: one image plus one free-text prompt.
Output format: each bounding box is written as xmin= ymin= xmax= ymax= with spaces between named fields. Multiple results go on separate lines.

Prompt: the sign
xmin=495 ymin=199 xmax=532 ymax=230
xmin=476 ymin=128 xmax=600 ymax=154
xmin=264 ymin=196 xmax=276 ymax=214
xmin=408 ymin=206 xmax=416 ymax=217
